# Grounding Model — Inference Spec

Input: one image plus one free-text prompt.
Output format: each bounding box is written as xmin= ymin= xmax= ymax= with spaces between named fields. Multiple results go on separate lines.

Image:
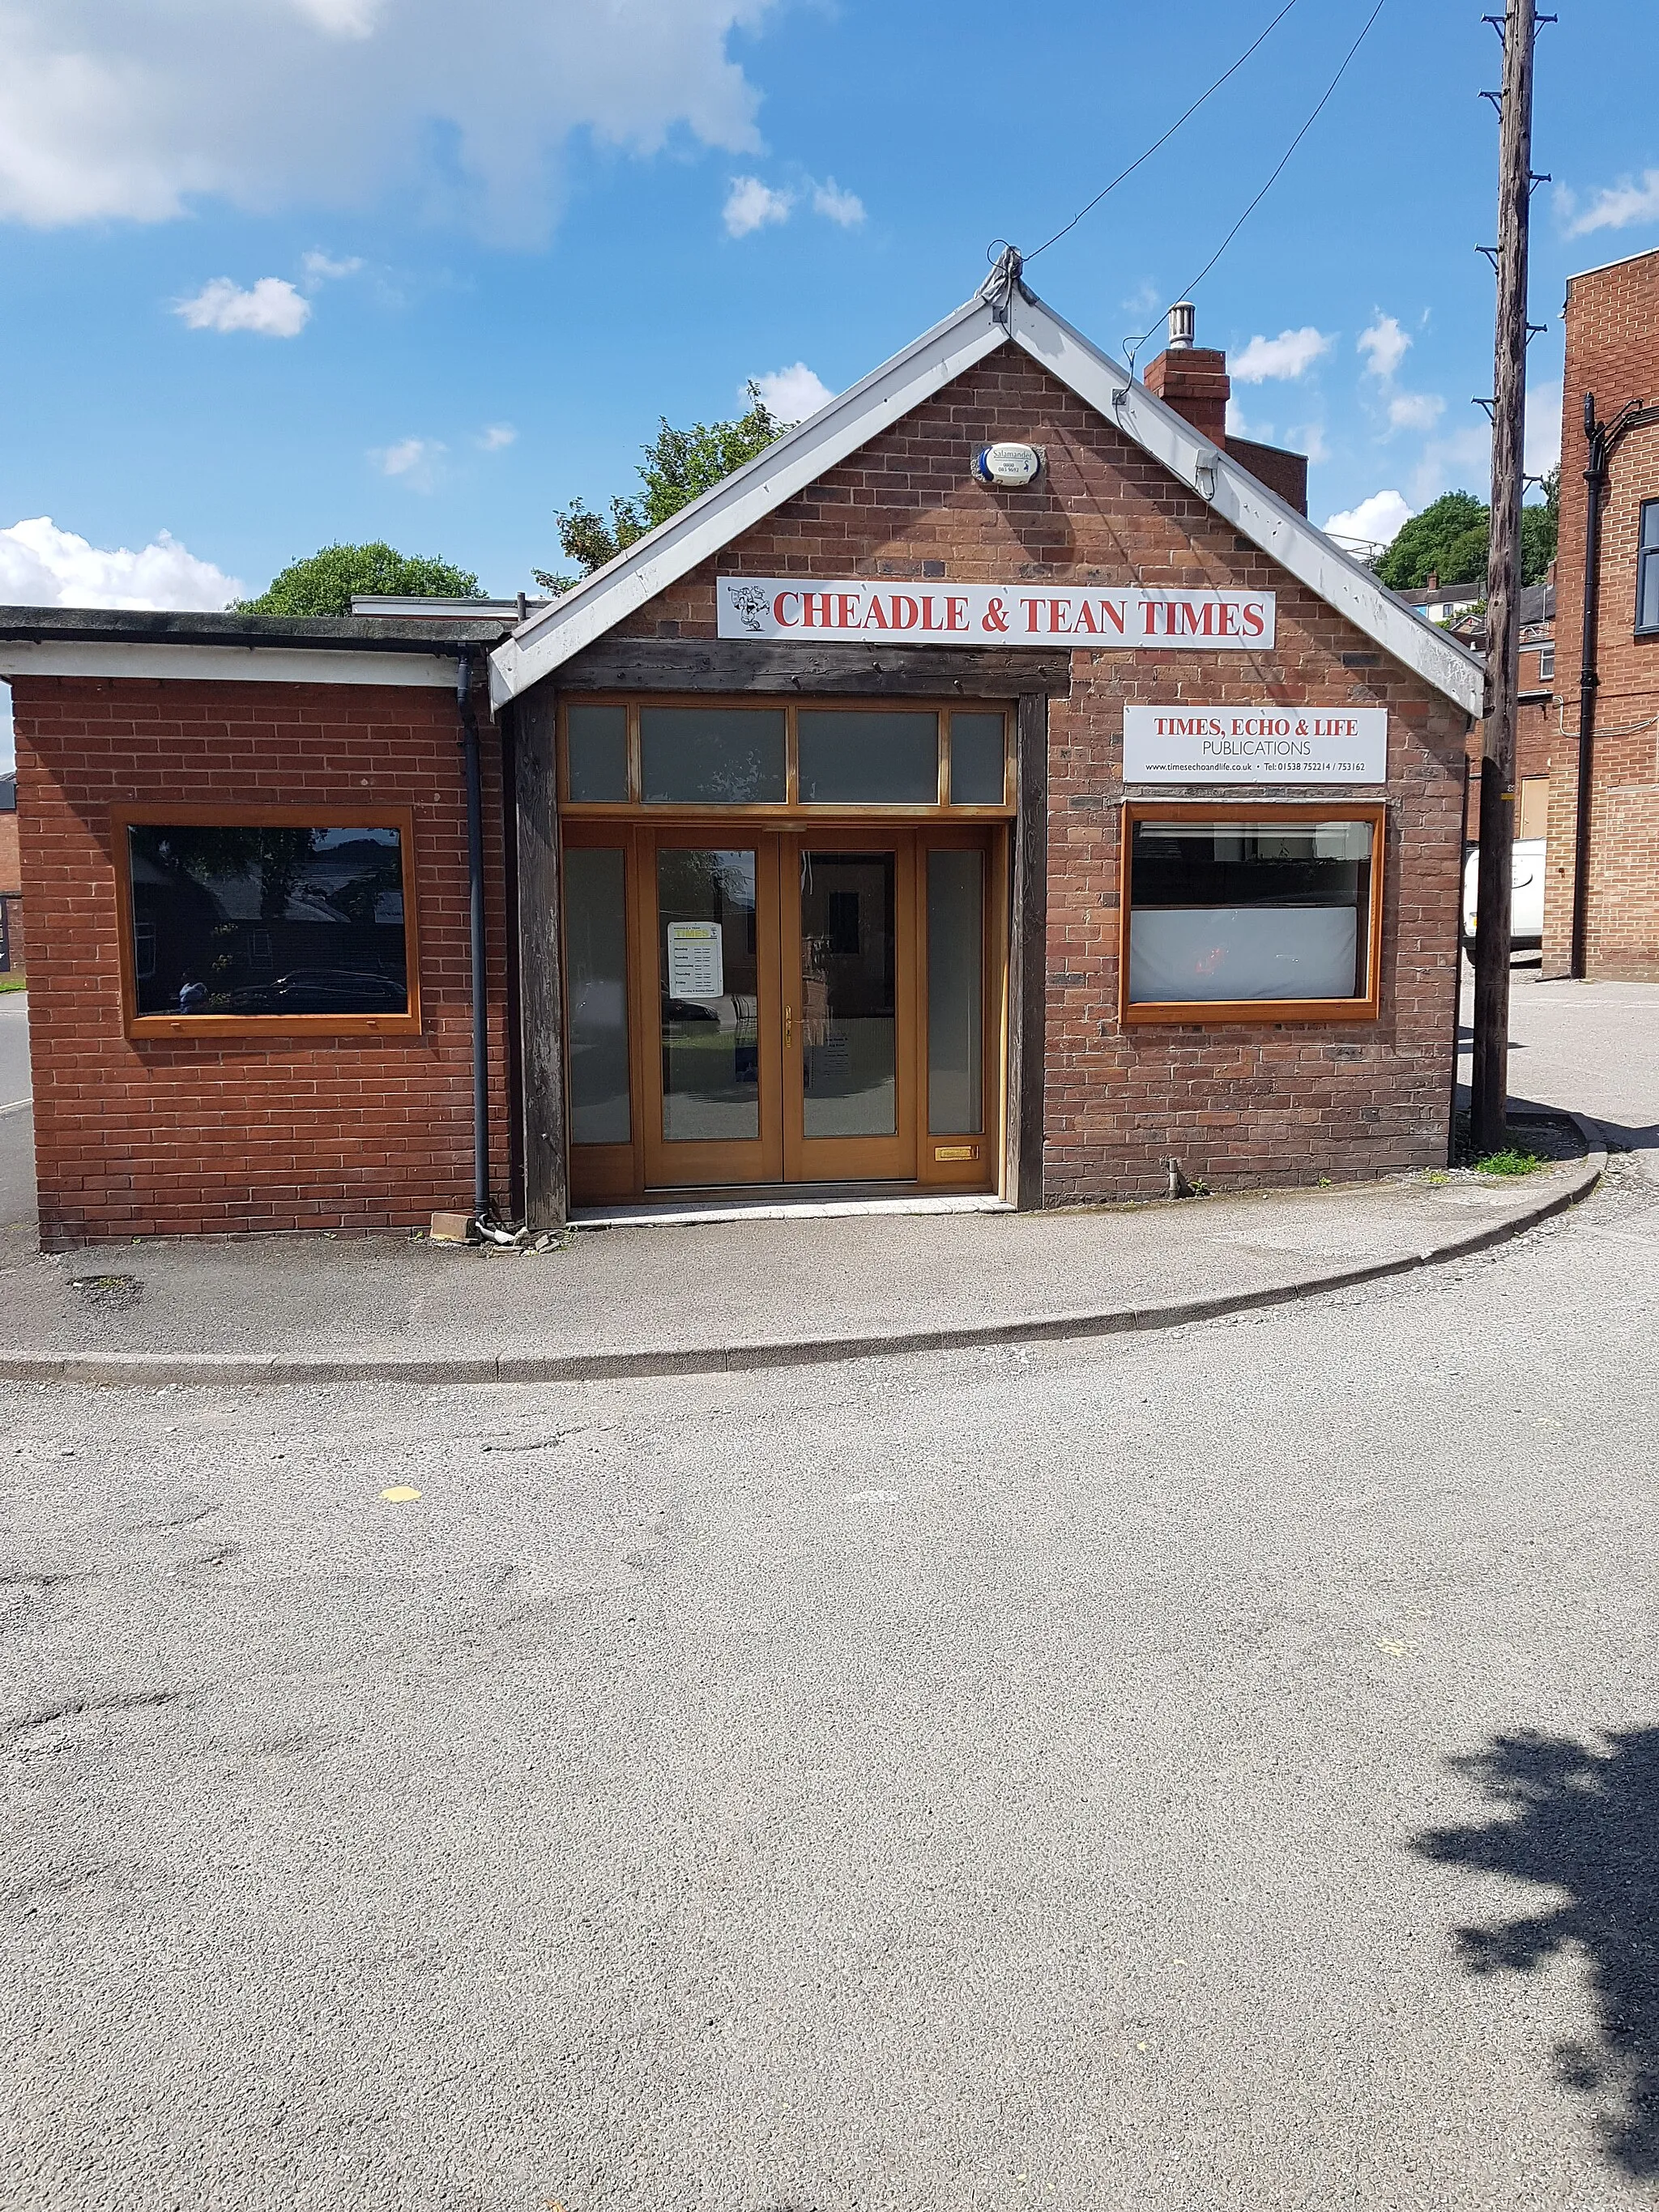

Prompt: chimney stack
xmin=1142 ymin=300 xmax=1230 ymax=448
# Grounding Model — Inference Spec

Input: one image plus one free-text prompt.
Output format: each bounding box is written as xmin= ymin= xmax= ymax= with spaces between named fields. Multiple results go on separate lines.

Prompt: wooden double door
xmin=563 ymin=822 xmax=1000 ymax=1201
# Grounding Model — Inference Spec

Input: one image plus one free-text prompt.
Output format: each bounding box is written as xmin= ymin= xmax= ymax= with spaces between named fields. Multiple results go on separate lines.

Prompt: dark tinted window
xmin=128 ymin=823 xmax=408 ymax=1017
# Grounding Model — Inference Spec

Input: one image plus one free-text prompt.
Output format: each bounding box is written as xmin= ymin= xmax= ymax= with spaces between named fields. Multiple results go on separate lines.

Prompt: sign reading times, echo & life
xmin=718 ymin=577 xmax=1276 ymax=649
xmin=1123 ymin=705 xmax=1389 ymax=784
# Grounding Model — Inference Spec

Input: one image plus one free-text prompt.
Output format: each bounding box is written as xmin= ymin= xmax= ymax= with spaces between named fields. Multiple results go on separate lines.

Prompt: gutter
xmin=455 ymin=650 xmax=492 ymax=1227
xmin=1571 ymin=393 xmax=1606 ymax=978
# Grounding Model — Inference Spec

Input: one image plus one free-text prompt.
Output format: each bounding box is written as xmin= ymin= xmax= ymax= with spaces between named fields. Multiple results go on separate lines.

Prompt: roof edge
xmin=489 ymin=292 xmax=1008 ymax=705
xmin=0 ymin=606 xmax=510 ymax=650
xmin=1005 ymin=292 xmax=1485 ymax=716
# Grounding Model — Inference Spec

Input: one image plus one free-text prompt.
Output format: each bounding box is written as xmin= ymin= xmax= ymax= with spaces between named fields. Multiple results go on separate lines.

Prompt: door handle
xmin=784 ymin=1004 xmax=793 ymax=1048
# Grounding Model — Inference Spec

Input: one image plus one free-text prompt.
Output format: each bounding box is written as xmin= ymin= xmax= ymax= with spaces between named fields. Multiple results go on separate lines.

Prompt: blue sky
xmin=2 ymin=0 xmax=1657 ymax=766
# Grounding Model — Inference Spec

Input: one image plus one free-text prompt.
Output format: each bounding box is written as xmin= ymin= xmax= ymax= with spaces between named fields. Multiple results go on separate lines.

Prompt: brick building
xmin=1 ymin=267 xmax=1480 ymax=1249
xmin=1410 ymin=578 xmax=1555 ymax=842
xmin=1545 ymin=241 xmax=1659 ymax=978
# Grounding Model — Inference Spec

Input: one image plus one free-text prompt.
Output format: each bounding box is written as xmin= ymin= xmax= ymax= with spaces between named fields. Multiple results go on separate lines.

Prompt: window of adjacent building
xmin=1536 ymin=644 xmax=1555 ymax=682
xmin=1122 ymin=807 xmax=1382 ymax=1023
xmin=1639 ymin=501 xmax=1659 ymax=635
xmin=117 ymin=812 xmax=420 ymax=1035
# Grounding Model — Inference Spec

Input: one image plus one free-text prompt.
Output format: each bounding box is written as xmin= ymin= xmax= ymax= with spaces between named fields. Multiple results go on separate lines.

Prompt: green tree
xmin=236 ymin=543 xmax=484 ymax=617
xmin=535 ymin=385 xmax=783 ymax=589
xmin=1375 ymin=492 xmax=1490 ymax=590
xmin=1375 ymin=484 xmax=1558 ymax=594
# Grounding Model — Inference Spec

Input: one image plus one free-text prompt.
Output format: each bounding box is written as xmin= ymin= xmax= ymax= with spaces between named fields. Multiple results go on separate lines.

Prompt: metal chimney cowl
xmin=1167 ymin=302 xmax=1196 ymax=352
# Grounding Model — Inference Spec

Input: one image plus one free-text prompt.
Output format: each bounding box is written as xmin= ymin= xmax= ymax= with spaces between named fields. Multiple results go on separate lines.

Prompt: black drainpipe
xmin=456 ymin=649 xmax=490 ymax=1224
xmin=1570 ymin=390 xmax=1606 ymax=979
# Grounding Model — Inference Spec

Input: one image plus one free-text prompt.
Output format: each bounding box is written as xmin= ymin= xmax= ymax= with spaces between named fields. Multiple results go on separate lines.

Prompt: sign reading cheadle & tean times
xmin=718 ymin=577 xmax=1275 ymax=649
xmin=1123 ymin=705 xmax=1389 ymax=784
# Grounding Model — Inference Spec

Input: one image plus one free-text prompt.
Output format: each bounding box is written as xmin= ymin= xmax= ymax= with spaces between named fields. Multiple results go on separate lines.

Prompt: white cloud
xmin=811 ymin=177 xmax=864 ymax=227
xmin=1294 ymin=422 xmax=1332 ymax=467
xmin=0 ymin=1 xmax=774 ymax=243
xmin=1410 ymin=424 xmax=1491 ymax=508
xmin=723 ymin=174 xmax=791 ymax=236
xmin=175 ymin=275 xmax=311 ymax=337
xmin=1230 ymin=326 xmax=1333 ymax=384
xmin=1388 ymin=391 xmax=1445 ymax=432
xmin=749 ymin=361 xmax=832 ymax=423
xmin=1557 ymin=168 xmax=1659 ymax=239
xmin=301 ymin=249 xmax=363 ymax=283
xmin=1525 ymin=379 xmax=1563 ymax=477
xmin=372 ymin=436 xmax=445 ymax=488
xmin=0 ymin=515 xmax=241 ymax=608
xmin=1323 ymin=489 xmax=1413 ymax=555
xmin=292 ymin=0 xmax=386 ymax=32
xmin=477 ymin=422 xmax=517 ymax=451
xmin=1358 ymin=314 xmax=1410 ymax=381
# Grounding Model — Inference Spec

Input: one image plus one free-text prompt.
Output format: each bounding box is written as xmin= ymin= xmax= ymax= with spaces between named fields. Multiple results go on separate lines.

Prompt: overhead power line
xmin=1165 ymin=0 xmax=1389 ymax=317
xmin=1024 ymin=0 xmax=1303 ymax=266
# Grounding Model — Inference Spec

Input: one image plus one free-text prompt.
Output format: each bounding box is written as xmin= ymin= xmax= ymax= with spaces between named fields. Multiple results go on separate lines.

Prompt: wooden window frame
xmin=556 ymin=693 xmax=1016 ymax=820
xmin=1117 ymin=799 xmax=1385 ymax=1027
xmin=113 ymin=803 xmax=423 ymax=1042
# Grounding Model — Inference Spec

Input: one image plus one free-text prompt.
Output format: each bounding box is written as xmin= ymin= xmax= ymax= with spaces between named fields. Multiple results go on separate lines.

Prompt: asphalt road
xmin=0 ymin=991 xmax=32 ymax=1233
xmin=4 ymin=1152 xmax=1659 ymax=2210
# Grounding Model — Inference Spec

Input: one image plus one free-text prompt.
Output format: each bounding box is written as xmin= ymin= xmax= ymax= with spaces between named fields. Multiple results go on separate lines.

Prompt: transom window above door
xmin=559 ymin=699 xmax=1013 ymax=813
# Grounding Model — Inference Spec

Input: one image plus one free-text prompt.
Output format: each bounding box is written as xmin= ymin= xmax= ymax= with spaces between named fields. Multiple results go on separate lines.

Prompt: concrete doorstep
xmin=0 ymin=1117 xmax=1605 ymax=1387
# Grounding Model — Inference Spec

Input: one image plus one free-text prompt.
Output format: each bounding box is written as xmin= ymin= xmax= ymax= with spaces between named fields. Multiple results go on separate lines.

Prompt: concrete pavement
xmin=0 ymin=1127 xmax=1597 ymax=1380
xmin=4 ymin=1147 xmax=1658 ymax=2210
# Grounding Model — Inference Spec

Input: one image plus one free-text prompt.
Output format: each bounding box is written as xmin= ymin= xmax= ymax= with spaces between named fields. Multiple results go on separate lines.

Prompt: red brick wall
xmin=11 ymin=676 xmax=510 ymax=1247
xmin=599 ymin=345 xmax=1472 ymax=1200
xmin=0 ymin=806 xmax=19 ymax=895
xmin=1544 ymin=245 xmax=1659 ymax=978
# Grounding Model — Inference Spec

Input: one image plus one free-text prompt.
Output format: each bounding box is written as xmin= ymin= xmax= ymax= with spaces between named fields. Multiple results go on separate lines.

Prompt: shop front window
xmin=116 ymin=809 xmax=420 ymax=1036
xmin=1122 ymin=807 xmax=1382 ymax=1023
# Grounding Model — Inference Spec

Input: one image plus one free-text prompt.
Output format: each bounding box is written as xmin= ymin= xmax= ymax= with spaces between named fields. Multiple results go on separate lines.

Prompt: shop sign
xmin=665 ymin=921 xmax=724 ymax=999
xmin=1123 ymin=705 xmax=1388 ymax=784
xmin=718 ymin=578 xmax=1275 ymax=649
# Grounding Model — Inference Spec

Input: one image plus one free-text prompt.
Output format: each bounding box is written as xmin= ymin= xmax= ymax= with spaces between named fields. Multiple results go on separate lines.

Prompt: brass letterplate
xmin=934 ymin=1144 xmax=979 ymax=1162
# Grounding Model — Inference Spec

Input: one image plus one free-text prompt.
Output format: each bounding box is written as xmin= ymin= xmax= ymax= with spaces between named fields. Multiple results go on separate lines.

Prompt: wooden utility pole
xmin=1469 ymin=0 xmax=1538 ymax=1153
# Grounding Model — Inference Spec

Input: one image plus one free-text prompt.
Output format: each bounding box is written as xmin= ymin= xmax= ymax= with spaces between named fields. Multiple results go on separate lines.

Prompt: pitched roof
xmin=490 ymin=273 xmax=1484 ymax=718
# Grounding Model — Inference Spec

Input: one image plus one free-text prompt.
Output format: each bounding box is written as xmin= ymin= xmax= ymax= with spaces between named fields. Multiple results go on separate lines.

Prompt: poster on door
xmin=666 ymin=921 xmax=724 ymax=999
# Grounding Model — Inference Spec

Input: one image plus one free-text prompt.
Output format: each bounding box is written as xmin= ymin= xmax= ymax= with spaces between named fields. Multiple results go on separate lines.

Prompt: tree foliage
xmin=535 ymin=386 xmax=784 ymax=590
xmin=237 ymin=543 xmax=484 ymax=617
xmin=1375 ymin=484 xmax=1558 ymax=592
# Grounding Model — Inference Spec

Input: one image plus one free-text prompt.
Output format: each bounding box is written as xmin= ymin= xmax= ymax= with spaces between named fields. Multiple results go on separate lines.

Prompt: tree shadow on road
xmin=1414 ymin=1728 xmax=1659 ymax=2177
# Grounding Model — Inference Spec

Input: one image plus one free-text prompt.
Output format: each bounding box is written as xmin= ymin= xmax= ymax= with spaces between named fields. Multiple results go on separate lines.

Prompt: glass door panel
xmin=800 ymin=852 xmax=898 ymax=1137
xmin=785 ymin=835 xmax=915 ymax=1183
xmin=641 ymin=837 xmax=781 ymax=1187
xmin=926 ymin=848 xmax=984 ymax=1136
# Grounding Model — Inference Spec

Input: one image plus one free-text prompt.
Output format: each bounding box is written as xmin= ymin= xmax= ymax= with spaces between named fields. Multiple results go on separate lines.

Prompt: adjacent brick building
xmin=0 ymin=768 xmax=20 ymax=973
xmin=1544 ymin=241 xmax=1659 ymax=979
xmin=2 ymin=268 xmax=1481 ymax=1248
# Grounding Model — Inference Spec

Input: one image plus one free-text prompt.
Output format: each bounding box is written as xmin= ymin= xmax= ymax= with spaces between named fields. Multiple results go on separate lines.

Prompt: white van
xmin=1462 ymin=837 xmax=1546 ymax=949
